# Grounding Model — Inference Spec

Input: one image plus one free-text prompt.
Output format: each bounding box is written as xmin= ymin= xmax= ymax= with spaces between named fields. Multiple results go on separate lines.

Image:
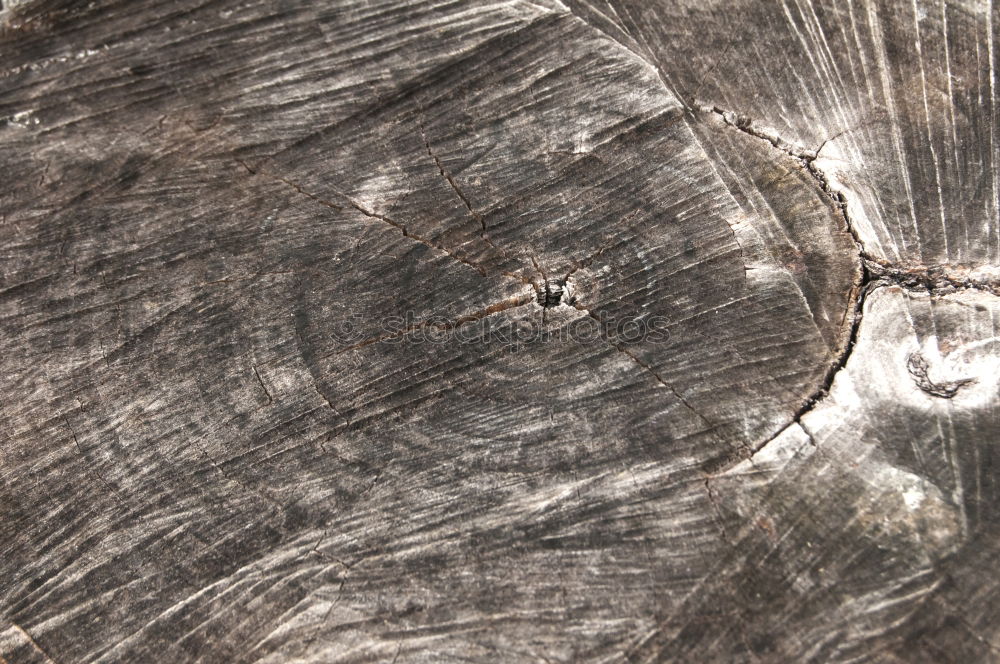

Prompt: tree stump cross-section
xmin=1 ymin=1 xmax=999 ymax=662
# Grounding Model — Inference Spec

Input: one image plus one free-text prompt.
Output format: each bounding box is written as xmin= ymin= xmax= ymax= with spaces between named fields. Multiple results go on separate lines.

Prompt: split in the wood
xmin=237 ymin=159 xmax=497 ymax=281
xmin=865 ymin=259 xmax=1000 ymax=296
xmin=703 ymin=105 xmax=870 ymax=473
xmin=240 ymin=158 xmax=551 ymax=296
xmin=707 ymin=105 xmax=1000 ymax=294
xmin=701 ymin=104 xmax=998 ymax=477
xmin=569 ymin=300 xmax=723 ymax=440
xmin=705 ymin=105 xmax=823 ymax=161
xmin=419 ymin=125 xmax=486 ymax=239
xmin=753 ymin=277 xmax=868 ymax=449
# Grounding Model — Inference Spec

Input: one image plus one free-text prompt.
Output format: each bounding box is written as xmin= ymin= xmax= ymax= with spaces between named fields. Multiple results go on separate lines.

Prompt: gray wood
xmin=0 ymin=0 xmax=996 ymax=662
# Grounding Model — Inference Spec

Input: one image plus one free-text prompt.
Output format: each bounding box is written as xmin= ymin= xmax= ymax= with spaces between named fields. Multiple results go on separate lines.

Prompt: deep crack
xmin=705 ymin=105 xmax=870 ymax=470
xmin=864 ymin=259 xmax=1000 ymax=296
xmin=709 ymin=103 xmax=1000 ymax=471
xmin=706 ymin=106 xmax=1000 ymax=294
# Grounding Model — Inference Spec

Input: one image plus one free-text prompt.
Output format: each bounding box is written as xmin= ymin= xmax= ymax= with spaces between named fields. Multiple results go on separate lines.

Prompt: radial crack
xmin=416 ymin=125 xmax=537 ymax=292
xmin=238 ymin=159 xmax=491 ymax=278
xmin=420 ymin=129 xmax=487 ymax=238
xmin=570 ymin=302 xmax=724 ymax=438
xmin=64 ymin=416 xmax=124 ymax=504
xmin=864 ymin=259 xmax=1000 ymax=296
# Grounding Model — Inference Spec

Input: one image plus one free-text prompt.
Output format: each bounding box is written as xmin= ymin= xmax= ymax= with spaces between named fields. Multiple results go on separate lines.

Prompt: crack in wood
xmin=569 ymin=301 xmax=726 ymax=441
xmin=238 ymin=159 xmax=499 ymax=280
xmin=62 ymin=416 xmax=125 ymax=506
xmin=704 ymin=105 xmax=870 ymax=471
xmin=706 ymin=101 xmax=1000 ymax=477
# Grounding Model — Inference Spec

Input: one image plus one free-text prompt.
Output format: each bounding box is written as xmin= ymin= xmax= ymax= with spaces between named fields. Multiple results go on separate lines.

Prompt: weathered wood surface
xmin=0 ymin=0 xmax=997 ymax=661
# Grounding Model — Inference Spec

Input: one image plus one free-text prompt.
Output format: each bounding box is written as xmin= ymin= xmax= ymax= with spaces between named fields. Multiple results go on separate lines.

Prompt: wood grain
xmin=0 ymin=0 xmax=996 ymax=662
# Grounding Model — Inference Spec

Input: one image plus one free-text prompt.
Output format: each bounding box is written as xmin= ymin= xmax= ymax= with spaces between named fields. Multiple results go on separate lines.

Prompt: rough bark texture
xmin=0 ymin=0 xmax=997 ymax=662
